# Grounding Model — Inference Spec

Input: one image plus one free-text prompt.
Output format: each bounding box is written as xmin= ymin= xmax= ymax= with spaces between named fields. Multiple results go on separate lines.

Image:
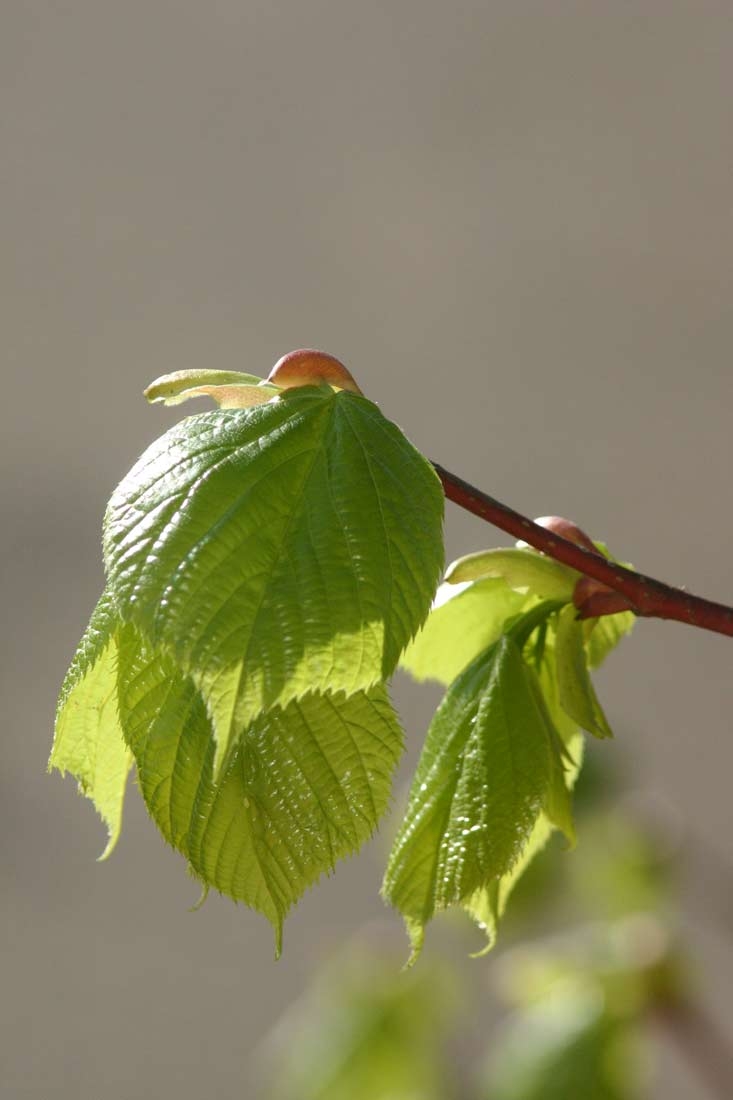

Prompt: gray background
xmin=2 ymin=2 xmax=732 ymax=1097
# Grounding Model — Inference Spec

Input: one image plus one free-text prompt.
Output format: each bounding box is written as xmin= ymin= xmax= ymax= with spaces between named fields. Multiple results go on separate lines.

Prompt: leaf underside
xmin=49 ymin=593 xmax=132 ymax=858
xmin=116 ymin=625 xmax=403 ymax=954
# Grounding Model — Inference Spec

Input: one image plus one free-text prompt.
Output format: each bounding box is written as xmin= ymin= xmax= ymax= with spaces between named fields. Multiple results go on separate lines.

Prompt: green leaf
xmin=104 ymin=387 xmax=444 ymax=771
xmin=525 ymin=669 xmax=575 ymax=844
xmin=400 ymin=578 xmax=530 ymax=686
xmin=463 ymin=645 xmax=583 ymax=953
xmin=446 ymin=547 xmax=579 ymax=600
xmin=555 ymin=605 xmax=613 ymax=739
xmin=166 ymin=384 xmax=280 ymax=410
xmin=464 ymin=814 xmax=556 ymax=954
xmin=584 ymin=610 xmax=635 ymax=669
xmin=116 ymin=625 xmax=403 ymax=954
xmin=383 ymin=630 xmax=569 ymax=961
xmin=49 ymin=591 xmax=132 ymax=858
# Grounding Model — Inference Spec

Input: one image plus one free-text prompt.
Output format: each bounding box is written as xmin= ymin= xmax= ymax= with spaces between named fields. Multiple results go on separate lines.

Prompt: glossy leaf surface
xmin=104 ymin=387 xmax=443 ymax=768
xmin=383 ymin=631 xmax=571 ymax=960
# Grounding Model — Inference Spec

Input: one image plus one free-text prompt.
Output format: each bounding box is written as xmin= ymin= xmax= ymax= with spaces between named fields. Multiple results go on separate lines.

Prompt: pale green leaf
xmin=164 ymin=384 xmax=279 ymax=409
xmin=400 ymin=578 xmax=529 ymax=686
xmin=144 ymin=369 xmax=273 ymax=405
xmin=556 ymin=605 xmax=613 ymax=739
xmin=584 ymin=610 xmax=635 ymax=669
xmin=116 ymin=625 xmax=403 ymax=954
xmin=49 ymin=592 xmax=132 ymax=858
xmin=104 ymin=386 xmax=444 ymax=771
xmin=446 ymin=547 xmax=579 ymax=600
xmin=525 ymin=668 xmax=575 ymax=845
xmin=383 ymin=631 xmax=568 ymax=960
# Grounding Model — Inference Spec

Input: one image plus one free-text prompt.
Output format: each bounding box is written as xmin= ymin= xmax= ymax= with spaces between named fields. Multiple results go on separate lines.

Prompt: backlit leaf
xmin=584 ymin=610 xmax=635 ymax=669
xmin=383 ymin=630 xmax=569 ymax=960
xmin=463 ymin=643 xmax=584 ymax=953
xmin=144 ymin=369 xmax=273 ymax=405
xmin=49 ymin=591 xmax=132 ymax=858
xmin=556 ymin=605 xmax=613 ymax=739
xmin=445 ymin=547 xmax=578 ymax=600
xmin=483 ymin=987 xmax=636 ymax=1100
xmin=104 ymin=386 xmax=443 ymax=770
xmin=116 ymin=625 xmax=403 ymax=953
xmin=400 ymin=578 xmax=529 ymax=686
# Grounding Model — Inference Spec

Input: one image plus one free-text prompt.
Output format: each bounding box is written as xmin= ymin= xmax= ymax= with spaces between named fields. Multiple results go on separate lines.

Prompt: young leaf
xmin=116 ymin=625 xmax=403 ymax=954
xmin=104 ymin=387 xmax=444 ymax=770
xmin=463 ymin=649 xmax=586 ymax=952
xmin=400 ymin=578 xmax=529 ymax=686
xmin=144 ymin=369 xmax=273 ymax=405
xmin=162 ymin=384 xmax=278 ymax=409
xmin=445 ymin=547 xmax=579 ymax=600
xmin=49 ymin=591 xmax=132 ymax=857
xmin=555 ymin=605 xmax=613 ymax=739
xmin=383 ymin=631 xmax=569 ymax=961
xmin=584 ymin=609 xmax=635 ymax=669
xmin=463 ymin=815 xmax=555 ymax=953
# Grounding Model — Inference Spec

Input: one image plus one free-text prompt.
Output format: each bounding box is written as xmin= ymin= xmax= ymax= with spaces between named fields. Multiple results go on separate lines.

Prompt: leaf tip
xmin=188 ymin=883 xmax=210 ymax=912
xmin=468 ymin=932 xmax=496 ymax=959
xmin=96 ymin=827 xmax=121 ymax=862
xmin=402 ymin=918 xmax=425 ymax=968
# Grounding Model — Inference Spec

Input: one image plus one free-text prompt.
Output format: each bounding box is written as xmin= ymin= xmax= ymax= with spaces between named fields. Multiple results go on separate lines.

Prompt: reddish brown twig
xmin=433 ymin=462 xmax=733 ymax=638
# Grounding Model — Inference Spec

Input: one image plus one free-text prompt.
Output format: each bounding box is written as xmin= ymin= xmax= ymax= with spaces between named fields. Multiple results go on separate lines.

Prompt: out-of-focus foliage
xmin=264 ymin=760 xmax=692 ymax=1100
xmin=265 ymin=949 xmax=459 ymax=1100
xmin=480 ymin=985 xmax=639 ymax=1100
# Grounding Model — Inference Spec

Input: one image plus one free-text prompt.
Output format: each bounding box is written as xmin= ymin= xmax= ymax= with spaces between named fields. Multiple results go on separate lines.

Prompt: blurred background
xmin=2 ymin=2 xmax=732 ymax=1097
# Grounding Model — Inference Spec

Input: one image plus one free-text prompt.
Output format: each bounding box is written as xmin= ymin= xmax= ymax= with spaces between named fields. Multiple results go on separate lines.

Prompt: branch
xmin=433 ymin=462 xmax=733 ymax=639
